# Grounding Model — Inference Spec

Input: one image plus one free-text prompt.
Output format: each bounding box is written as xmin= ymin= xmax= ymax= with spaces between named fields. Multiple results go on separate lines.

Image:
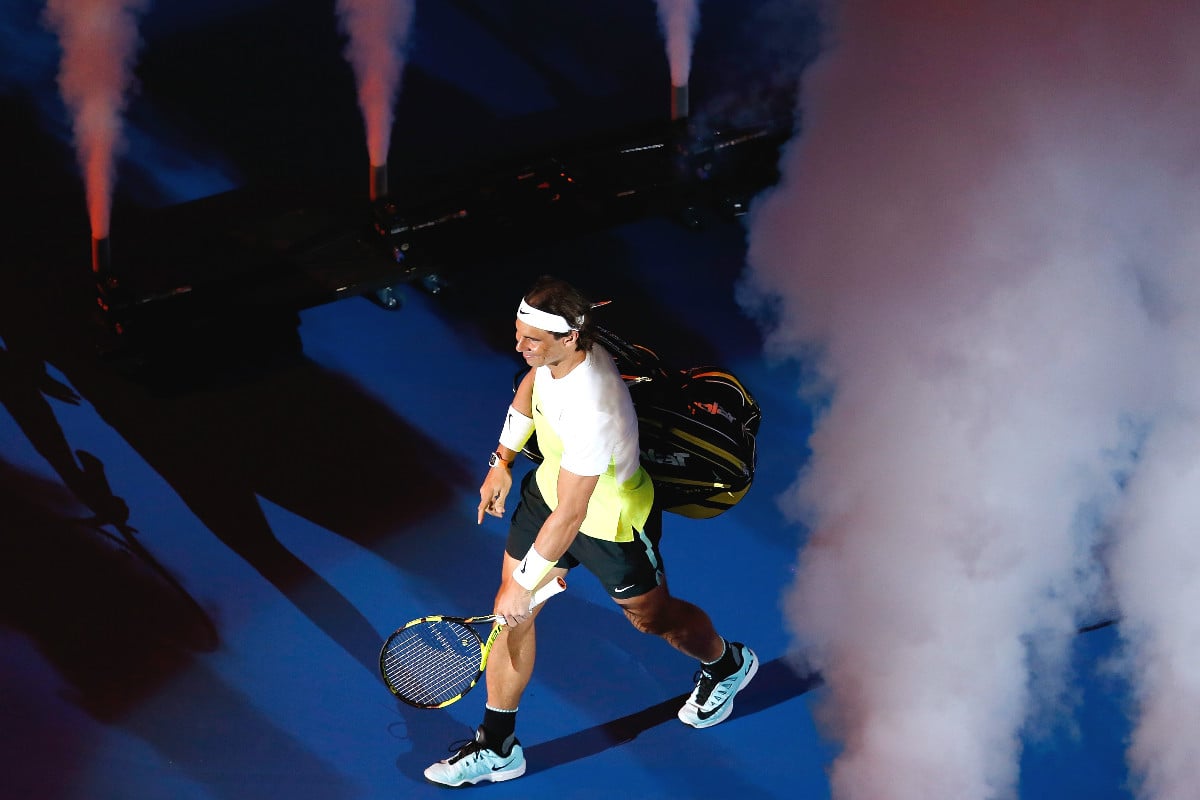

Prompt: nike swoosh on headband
xmin=517 ymin=298 xmax=578 ymax=333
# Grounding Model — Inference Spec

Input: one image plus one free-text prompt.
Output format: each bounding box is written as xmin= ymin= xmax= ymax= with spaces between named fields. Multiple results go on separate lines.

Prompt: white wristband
xmin=498 ymin=405 xmax=535 ymax=452
xmin=512 ymin=545 xmax=555 ymax=591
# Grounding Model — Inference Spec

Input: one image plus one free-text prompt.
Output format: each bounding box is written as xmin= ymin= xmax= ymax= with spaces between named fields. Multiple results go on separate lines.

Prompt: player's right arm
xmin=511 ymin=368 xmax=534 ymax=416
xmin=477 ymin=369 xmax=536 ymax=522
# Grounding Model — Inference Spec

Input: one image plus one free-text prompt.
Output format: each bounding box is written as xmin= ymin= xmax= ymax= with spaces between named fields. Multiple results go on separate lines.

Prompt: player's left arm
xmin=495 ymin=469 xmax=597 ymax=624
xmin=533 ymin=468 xmax=598 ymax=561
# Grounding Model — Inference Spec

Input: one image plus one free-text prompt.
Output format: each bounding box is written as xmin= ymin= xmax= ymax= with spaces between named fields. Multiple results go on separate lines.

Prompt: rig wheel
xmin=369 ymin=285 xmax=404 ymax=311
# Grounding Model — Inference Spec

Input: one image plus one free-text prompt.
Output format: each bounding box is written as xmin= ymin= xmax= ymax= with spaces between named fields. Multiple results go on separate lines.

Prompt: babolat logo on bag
xmin=643 ymin=449 xmax=692 ymax=466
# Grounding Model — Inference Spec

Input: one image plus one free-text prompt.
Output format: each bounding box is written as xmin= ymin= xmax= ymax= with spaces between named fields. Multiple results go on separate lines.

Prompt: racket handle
xmin=530 ymin=576 xmax=567 ymax=609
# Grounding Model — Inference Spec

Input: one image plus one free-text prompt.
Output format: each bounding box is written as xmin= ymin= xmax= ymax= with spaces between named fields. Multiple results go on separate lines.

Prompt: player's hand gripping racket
xmin=379 ymin=577 xmax=566 ymax=708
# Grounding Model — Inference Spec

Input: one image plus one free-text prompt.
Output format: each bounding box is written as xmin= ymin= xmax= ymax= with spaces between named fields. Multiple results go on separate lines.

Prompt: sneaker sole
xmin=678 ymin=651 xmax=759 ymax=729
xmin=425 ymin=762 xmax=526 ymax=787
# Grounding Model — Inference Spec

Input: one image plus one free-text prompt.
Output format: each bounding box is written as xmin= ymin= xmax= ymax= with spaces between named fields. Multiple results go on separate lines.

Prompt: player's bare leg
xmin=615 ymin=581 xmax=757 ymax=729
xmin=424 ymin=558 xmax=567 ymax=787
xmin=484 ymin=555 xmax=567 ymax=708
xmin=614 ymin=581 xmax=724 ymax=662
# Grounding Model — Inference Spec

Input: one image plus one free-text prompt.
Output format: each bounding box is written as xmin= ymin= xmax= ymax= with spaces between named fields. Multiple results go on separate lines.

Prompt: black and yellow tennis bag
xmin=629 ymin=363 xmax=761 ymax=518
xmin=521 ymin=326 xmax=761 ymax=519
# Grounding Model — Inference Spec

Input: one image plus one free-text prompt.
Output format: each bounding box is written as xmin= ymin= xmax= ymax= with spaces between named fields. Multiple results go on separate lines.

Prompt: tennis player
xmin=424 ymin=276 xmax=757 ymax=787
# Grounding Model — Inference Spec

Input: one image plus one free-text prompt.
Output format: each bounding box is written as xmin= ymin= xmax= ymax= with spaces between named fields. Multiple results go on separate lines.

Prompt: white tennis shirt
xmin=530 ymin=346 xmax=654 ymax=542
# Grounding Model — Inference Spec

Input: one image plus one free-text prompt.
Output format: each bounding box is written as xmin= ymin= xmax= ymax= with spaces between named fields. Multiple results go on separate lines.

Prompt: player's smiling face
xmin=514 ymin=318 xmax=574 ymax=372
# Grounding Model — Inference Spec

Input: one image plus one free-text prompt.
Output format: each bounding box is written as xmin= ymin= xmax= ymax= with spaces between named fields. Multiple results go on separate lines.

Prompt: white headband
xmin=517 ymin=298 xmax=581 ymax=333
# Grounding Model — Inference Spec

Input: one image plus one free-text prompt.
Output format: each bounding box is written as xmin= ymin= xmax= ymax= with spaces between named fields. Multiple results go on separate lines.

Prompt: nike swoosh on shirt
xmin=613 ymin=584 xmax=637 ymax=594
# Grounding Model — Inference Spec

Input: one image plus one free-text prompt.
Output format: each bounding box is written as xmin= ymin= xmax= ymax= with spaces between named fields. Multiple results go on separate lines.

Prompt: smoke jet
xmin=335 ymin=0 xmax=415 ymax=200
xmin=43 ymin=0 xmax=151 ymax=241
xmin=740 ymin=2 xmax=1200 ymax=798
xmin=654 ymin=0 xmax=699 ymax=119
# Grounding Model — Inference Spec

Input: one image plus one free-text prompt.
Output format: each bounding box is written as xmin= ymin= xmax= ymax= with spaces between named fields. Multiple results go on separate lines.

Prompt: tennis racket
xmin=379 ymin=577 xmax=566 ymax=708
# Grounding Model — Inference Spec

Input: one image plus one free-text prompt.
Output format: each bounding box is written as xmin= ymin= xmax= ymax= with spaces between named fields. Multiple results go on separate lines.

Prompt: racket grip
xmin=530 ymin=576 xmax=567 ymax=609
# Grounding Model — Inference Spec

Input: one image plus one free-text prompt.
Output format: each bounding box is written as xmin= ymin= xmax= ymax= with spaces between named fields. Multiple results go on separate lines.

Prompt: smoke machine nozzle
xmin=370 ymin=164 xmax=389 ymax=201
xmin=671 ymin=83 xmax=689 ymax=120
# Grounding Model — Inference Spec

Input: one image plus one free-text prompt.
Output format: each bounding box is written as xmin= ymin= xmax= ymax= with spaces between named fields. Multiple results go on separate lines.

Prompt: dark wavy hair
xmin=522 ymin=275 xmax=595 ymax=352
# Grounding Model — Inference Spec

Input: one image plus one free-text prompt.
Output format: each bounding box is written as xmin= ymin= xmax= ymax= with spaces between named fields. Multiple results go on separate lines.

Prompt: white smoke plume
xmin=42 ymin=0 xmax=151 ymax=240
xmin=654 ymin=0 xmax=700 ymax=89
xmin=740 ymin=2 xmax=1200 ymax=798
xmin=335 ymin=0 xmax=416 ymax=172
xmin=1108 ymin=177 xmax=1200 ymax=797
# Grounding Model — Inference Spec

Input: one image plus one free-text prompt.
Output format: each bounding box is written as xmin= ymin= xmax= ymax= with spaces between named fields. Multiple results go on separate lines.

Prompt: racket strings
xmin=381 ymin=620 xmax=486 ymax=706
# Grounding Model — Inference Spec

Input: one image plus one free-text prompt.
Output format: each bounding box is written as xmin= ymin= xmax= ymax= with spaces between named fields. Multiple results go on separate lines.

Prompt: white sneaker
xmin=677 ymin=642 xmax=758 ymax=729
xmin=423 ymin=727 xmax=526 ymax=787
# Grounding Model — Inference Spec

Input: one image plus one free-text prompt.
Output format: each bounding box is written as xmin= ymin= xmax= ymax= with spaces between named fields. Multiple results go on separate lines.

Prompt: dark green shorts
xmin=506 ymin=470 xmax=665 ymax=599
